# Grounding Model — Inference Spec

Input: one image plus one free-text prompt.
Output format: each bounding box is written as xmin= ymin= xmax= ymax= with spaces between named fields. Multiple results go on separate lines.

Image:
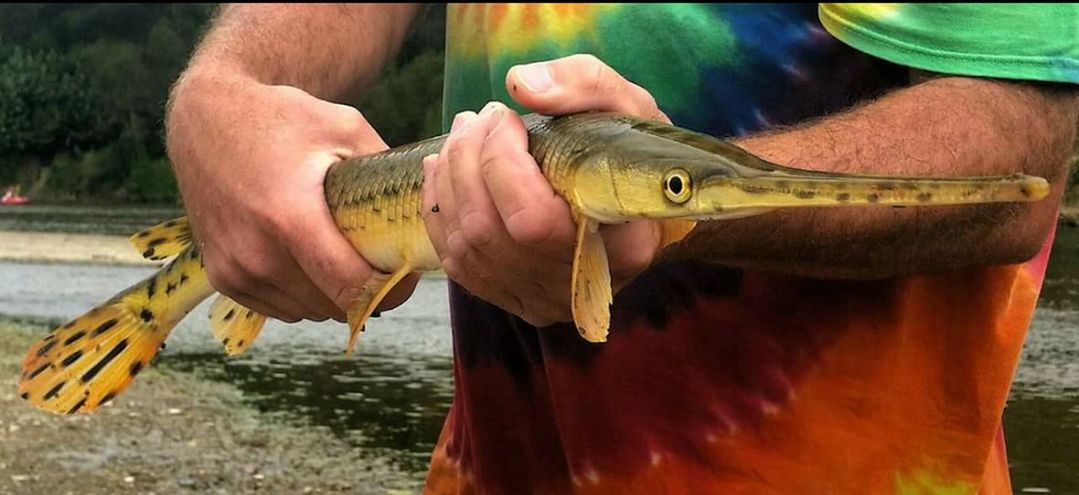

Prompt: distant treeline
xmin=0 ymin=4 xmax=446 ymax=205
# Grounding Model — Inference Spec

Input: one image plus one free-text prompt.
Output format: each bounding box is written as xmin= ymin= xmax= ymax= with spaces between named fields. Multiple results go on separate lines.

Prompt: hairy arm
xmin=668 ymin=76 xmax=1079 ymax=279
xmin=181 ymin=4 xmax=418 ymax=101
xmin=165 ymin=4 xmax=421 ymax=323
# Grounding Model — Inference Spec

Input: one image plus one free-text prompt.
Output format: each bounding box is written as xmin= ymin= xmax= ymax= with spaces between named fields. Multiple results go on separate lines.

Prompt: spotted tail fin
xmin=19 ymin=226 xmax=214 ymax=415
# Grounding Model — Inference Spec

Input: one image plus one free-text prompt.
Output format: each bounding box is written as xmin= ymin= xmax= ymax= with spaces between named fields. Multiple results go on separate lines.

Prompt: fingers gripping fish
xmin=17 ymin=112 xmax=1050 ymax=415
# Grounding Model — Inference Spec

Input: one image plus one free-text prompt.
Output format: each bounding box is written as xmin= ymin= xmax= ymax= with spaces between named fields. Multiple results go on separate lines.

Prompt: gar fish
xmin=17 ymin=112 xmax=1050 ymax=415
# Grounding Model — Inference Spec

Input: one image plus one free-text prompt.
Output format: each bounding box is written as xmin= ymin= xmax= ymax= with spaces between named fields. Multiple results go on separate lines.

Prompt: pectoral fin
xmin=659 ymin=219 xmax=697 ymax=250
xmin=571 ymin=215 xmax=613 ymax=343
xmin=345 ymin=265 xmax=412 ymax=355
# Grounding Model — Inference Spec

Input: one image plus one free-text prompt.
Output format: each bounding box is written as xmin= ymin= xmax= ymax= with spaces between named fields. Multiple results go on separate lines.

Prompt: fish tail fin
xmin=19 ymin=225 xmax=215 ymax=415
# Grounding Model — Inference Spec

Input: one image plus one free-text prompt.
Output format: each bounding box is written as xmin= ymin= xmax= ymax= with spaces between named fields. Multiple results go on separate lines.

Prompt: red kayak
xmin=1 ymin=188 xmax=30 ymax=205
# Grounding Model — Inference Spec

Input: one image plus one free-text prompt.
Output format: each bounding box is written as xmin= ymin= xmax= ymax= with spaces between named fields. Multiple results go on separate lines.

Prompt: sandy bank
xmin=0 ymin=231 xmax=158 ymax=267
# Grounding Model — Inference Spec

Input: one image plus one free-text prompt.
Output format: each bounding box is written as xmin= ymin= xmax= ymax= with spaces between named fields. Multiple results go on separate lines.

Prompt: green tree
xmin=0 ymin=3 xmax=450 ymax=204
xmin=0 ymin=45 xmax=104 ymax=182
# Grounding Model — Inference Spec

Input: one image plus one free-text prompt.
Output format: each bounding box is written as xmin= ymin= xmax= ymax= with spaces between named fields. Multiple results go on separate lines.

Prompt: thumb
xmin=506 ymin=54 xmax=669 ymax=122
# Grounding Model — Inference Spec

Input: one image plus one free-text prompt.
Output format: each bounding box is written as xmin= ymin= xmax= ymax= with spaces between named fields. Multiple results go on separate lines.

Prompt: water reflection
xmin=1004 ymin=394 xmax=1079 ymax=494
xmin=1035 ymin=227 xmax=1079 ymax=310
xmin=1004 ymin=225 xmax=1079 ymax=492
xmin=164 ymin=349 xmax=454 ymax=476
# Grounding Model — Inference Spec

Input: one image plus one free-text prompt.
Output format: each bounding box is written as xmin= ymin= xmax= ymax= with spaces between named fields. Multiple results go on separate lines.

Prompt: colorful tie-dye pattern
xmin=428 ymin=4 xmax=1064 ymax=494
xmin=822 ymin=4 xmax=1079 ymax=84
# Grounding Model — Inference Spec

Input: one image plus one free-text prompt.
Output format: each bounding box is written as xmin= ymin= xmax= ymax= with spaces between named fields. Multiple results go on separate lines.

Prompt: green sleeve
xmin=819 ymin=3 xmax=1079 ymax=84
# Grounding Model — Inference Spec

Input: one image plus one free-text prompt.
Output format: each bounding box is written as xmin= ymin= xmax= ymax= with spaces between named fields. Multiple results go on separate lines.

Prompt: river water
xmin=1 ymin=205 xmax=1077 ymax=491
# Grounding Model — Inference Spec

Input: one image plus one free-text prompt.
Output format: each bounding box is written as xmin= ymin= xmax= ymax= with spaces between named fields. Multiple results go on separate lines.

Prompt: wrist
xmin=166 ymin=63 xmax=267 ymax=138
xmin=172 ymin=61 xmax=262 ymax=102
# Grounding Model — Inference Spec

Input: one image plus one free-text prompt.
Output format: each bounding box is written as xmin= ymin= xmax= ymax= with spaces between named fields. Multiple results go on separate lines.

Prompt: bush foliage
xmin=0 ymin=4 xmax=446 ymax=204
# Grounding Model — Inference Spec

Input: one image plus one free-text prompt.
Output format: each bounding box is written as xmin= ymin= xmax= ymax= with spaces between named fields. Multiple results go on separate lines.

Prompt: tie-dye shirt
xmin=426 ymin=4 xmax=1078 ymax=494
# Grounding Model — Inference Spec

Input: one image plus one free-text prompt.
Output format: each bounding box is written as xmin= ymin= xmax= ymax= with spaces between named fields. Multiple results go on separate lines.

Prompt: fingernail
xmin=451 ymin=111 xmax=476 ymax=132
xmin=479 ymin=102 xmax=504 ymax=129
xmin=487 ymin=107 xmax=504 ymax=128
xmin=516 ymin=63 xmax=553 ymax=93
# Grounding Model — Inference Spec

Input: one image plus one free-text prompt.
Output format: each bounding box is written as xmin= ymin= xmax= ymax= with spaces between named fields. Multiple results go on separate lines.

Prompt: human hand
xmin=421 ymin=54 xmax=669 ymax=327
xmin=166 ymin=69 xmax=418 ymax=323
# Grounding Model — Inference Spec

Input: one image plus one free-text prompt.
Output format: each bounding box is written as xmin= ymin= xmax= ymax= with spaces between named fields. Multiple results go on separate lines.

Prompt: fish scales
xmin=326 ymin=137 xmax=442 ymax=273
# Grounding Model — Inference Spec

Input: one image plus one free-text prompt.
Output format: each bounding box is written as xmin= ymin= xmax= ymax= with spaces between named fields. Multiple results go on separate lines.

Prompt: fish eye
xmin=663 ymin=169 xmax=692 ymax=204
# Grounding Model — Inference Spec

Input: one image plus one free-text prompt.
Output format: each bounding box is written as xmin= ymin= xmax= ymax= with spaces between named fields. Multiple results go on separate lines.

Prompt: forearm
xmin=669 ymin=77 xmax=1079 ymax=279
xmin=180 ymin=3 xmax=419 ymax=101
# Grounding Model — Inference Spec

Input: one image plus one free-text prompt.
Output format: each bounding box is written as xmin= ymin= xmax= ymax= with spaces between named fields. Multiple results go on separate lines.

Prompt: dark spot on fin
xmin=237 ymin=340 xmax=244 ymax=348
xmin=222 ymin=337 xmax=230 ymax=346
xmin=64 ymin=331 xmax=87 ymax=346
xmin=224 ymin=309 xmax=235 ymax=321
xmin=166 ymin=283 xmax=177 ymax=295
xmin=101 ymin=392 xmax=117 ymax=406
xmin=61 ymin=350 xmax=83 ymax=368
xmin=916 ymin=192 xmax=932 ymax=202
xmin=19 ymin=392 xmax=28 ymax=400
xmin=81 ymin=339 xmax=129 ymax=383
xmin=147 ymin=277 xmax=157 ymax=298
xmin=44 ymin=381 xmax=65 ymax=400
xmin=143 ymin=249 xmax=155 ymax=259
xmin=29 ymin=363 xmax=50 ymax=380
xmin=140 ymin=309 xmax=154 ymax=322
xmin=130 ymin=361 xmax=143 ymax=377
xmin=94 ymin=319 xmax=119 ymax=336
xmin=867 ymin=193 xmax=880 ymax=203
xmin=67 ymin=398 xmax=87 ymax=415
xmin=36 ymin=340 xmax=57 ymax=357
xmin=794 ymin=190 xmax=816 ymax=200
